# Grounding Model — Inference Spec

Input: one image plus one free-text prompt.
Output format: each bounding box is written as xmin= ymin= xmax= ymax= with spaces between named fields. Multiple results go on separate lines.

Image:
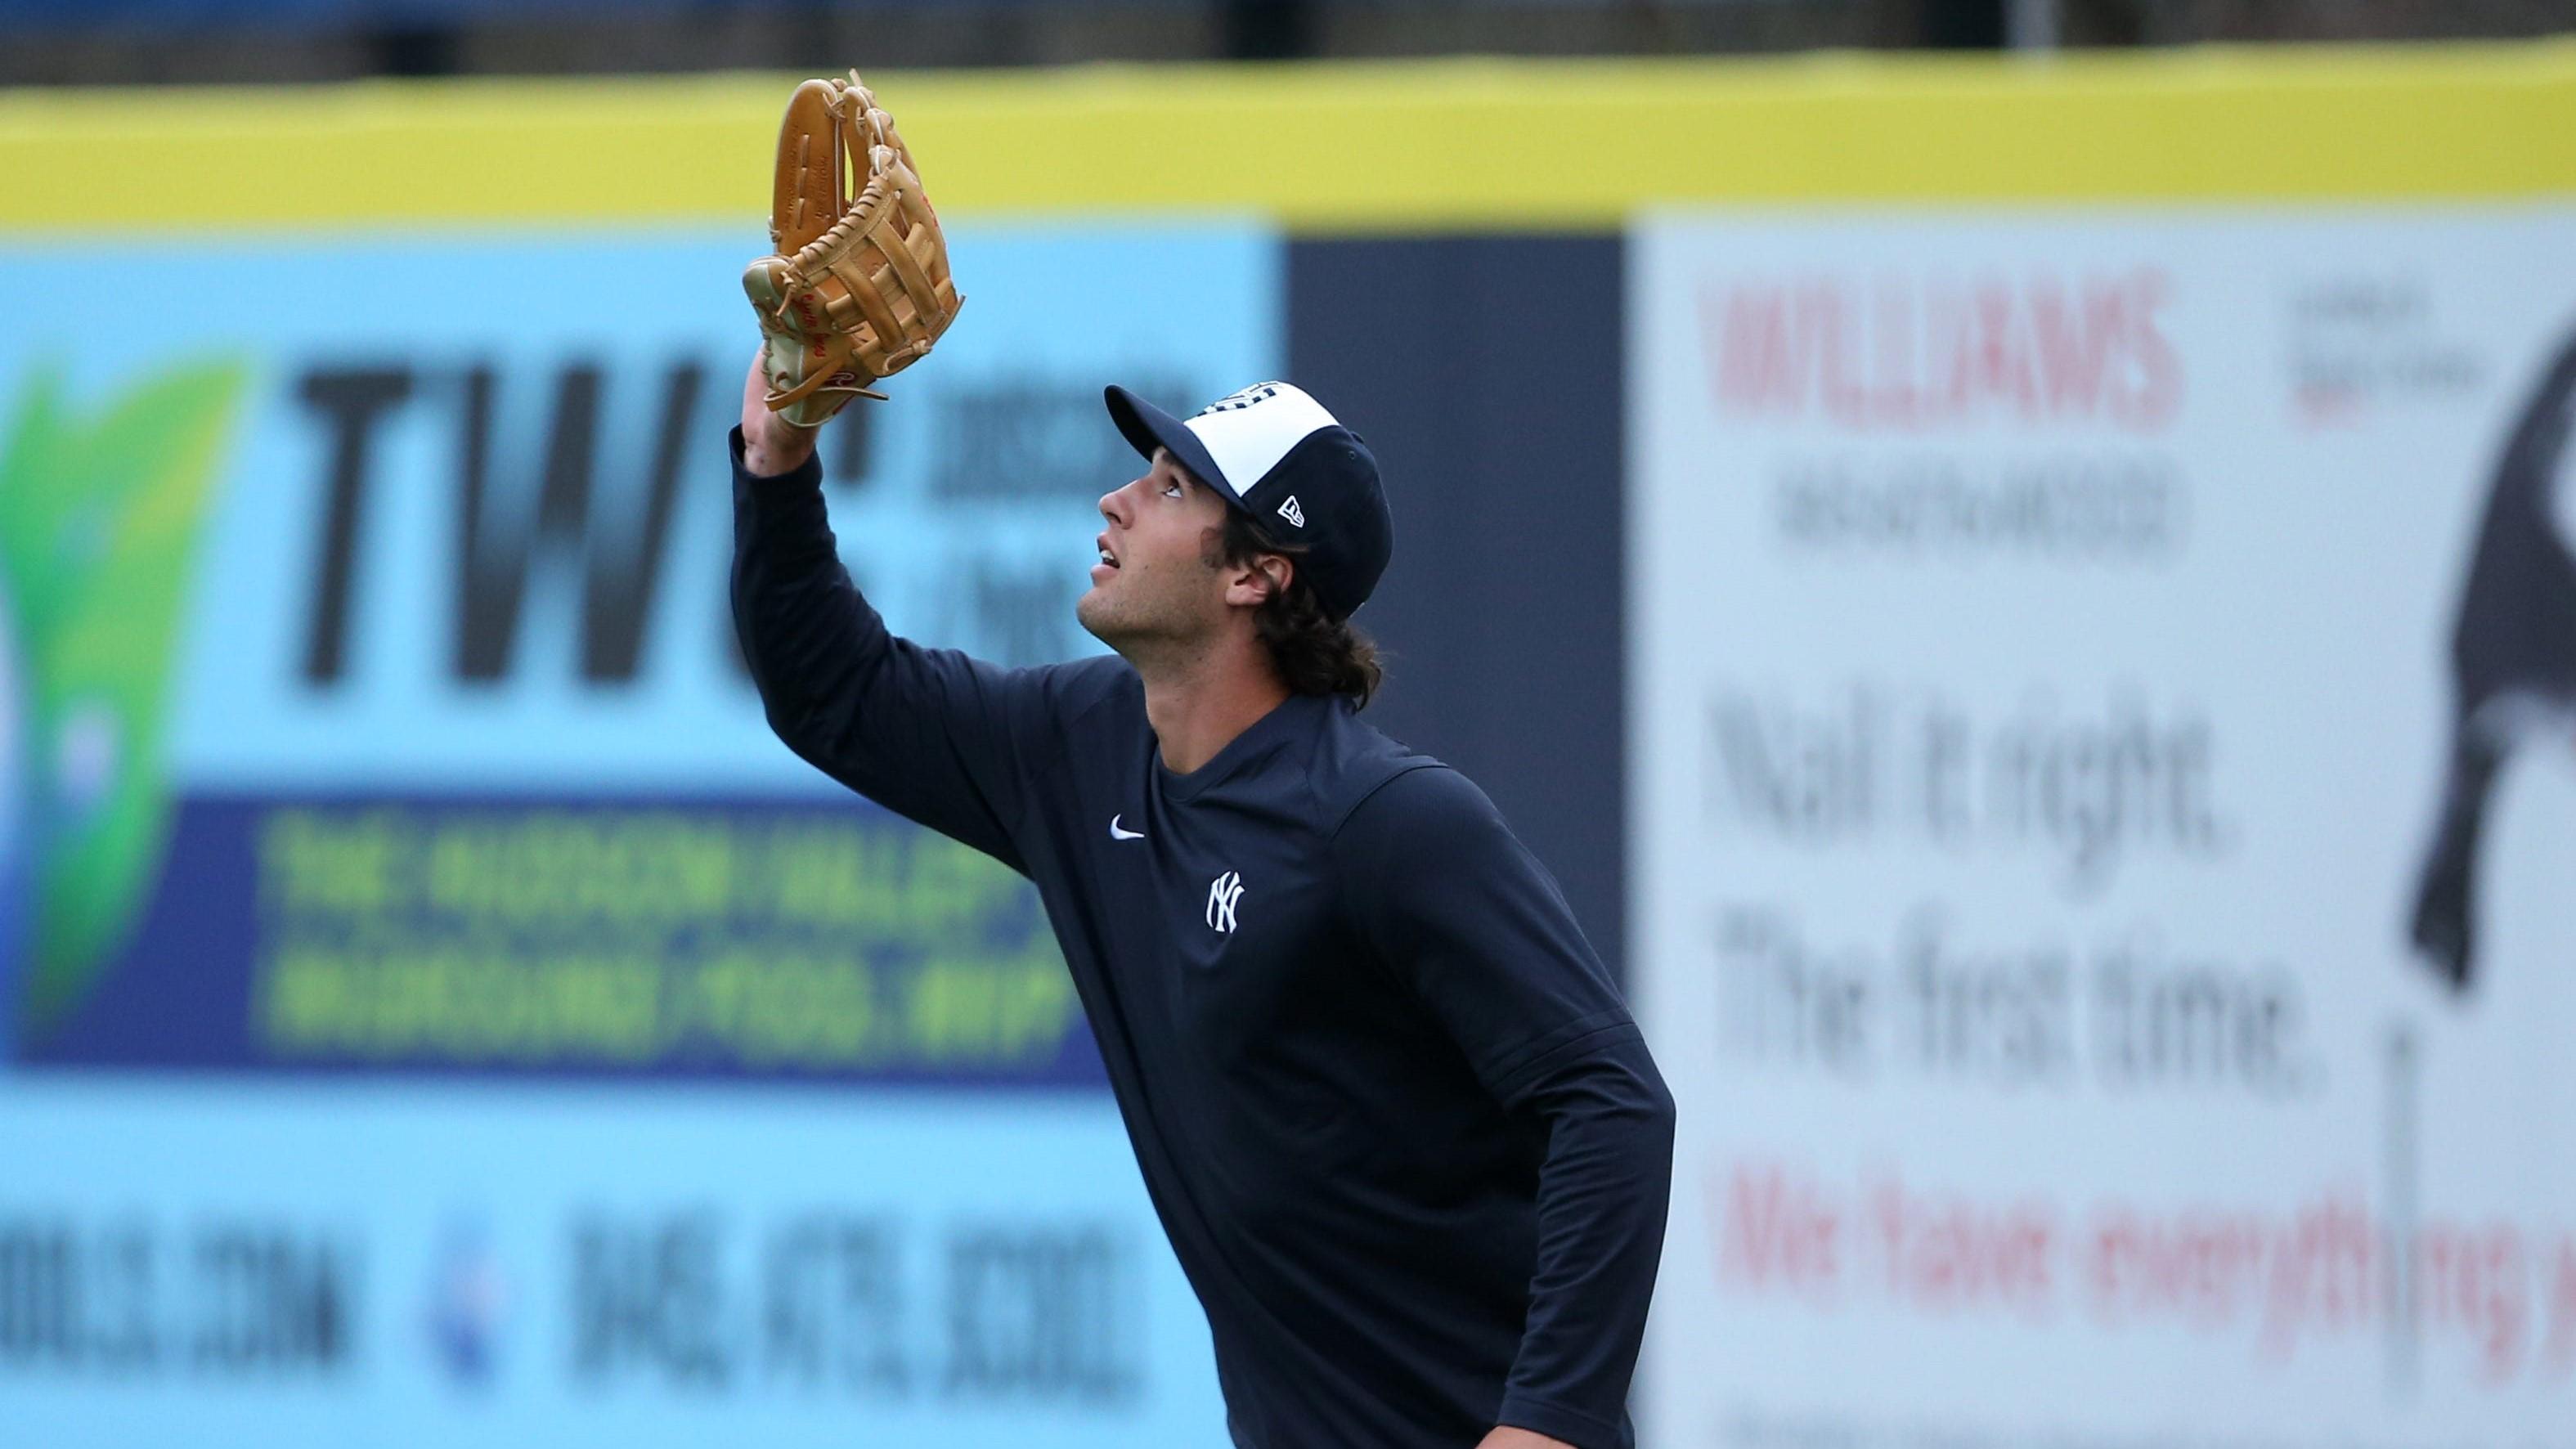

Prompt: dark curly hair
xmin=1204 ymin=507 xmax=1384 ymax=707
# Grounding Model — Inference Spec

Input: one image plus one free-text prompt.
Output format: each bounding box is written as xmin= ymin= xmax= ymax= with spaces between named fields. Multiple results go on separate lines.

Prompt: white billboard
xmin=1630 ymin=209 xmax=2576 ymax=1448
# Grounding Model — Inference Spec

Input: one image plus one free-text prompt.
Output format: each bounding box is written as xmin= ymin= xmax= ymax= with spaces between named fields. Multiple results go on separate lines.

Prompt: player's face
xmin=1077 ymin=450 xmax=1233 ymax=647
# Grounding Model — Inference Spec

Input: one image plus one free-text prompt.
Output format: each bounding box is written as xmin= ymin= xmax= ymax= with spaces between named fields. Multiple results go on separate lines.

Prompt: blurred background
xmin=11 ymin=0 xmax=2576 ymax=80
xmin=3 ymin=3 xmax=2574 ymax=1447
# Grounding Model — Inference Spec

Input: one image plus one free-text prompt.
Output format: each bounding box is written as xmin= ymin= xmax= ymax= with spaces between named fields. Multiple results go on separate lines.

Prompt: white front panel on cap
xmin=1183 ymin=382 xmax=1339 ymax=499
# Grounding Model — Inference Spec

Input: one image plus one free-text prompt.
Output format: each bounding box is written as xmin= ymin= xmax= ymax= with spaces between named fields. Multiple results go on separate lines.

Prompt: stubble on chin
xmin=1077 ymin=559 xmax=1223 ymax=656
xmin=1075 ymin=581 xmax=1141 ymax=649
xmin=1074 ymin=587 xmax=1113 ymax=644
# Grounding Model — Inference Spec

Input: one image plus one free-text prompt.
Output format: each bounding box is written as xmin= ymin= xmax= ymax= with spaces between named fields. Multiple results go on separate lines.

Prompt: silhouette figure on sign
xmin=2412 ymin=330 xmax=2576 ymax=992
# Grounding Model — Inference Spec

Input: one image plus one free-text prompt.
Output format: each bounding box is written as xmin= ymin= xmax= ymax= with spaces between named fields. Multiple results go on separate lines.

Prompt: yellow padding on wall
xmin=2 ymin=45 xmax=2571 ymax=233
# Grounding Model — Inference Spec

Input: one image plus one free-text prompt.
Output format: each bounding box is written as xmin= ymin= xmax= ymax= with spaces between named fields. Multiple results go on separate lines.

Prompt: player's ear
xmin=1225 ymin=554 xmax=1293 ymax=609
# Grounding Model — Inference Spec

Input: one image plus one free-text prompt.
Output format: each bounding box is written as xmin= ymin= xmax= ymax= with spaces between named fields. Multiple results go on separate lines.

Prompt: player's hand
xmin=740 ymin=350 xmax=819 ymax=478
xmin=1477 ymin=1429 xmax=1577 ymax=1449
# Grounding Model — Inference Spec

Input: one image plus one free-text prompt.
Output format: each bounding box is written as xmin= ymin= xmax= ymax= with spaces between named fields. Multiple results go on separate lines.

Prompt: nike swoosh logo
xmin=1109 ymin=815 xmax=1145 ymax=841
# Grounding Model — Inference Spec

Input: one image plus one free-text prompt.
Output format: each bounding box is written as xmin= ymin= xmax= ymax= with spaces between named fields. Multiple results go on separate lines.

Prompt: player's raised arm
xmin=730 ymin=355 xmax=1049 ymax=870
xmin=725 ymin=71 xmax=1056 ymax=868
xmin=736 ymin=352 xmax=818 ymax=478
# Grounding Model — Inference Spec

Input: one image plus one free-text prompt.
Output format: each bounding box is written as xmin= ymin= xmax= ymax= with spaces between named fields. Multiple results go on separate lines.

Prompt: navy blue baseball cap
xmin=1103 ymin=381 xmax=1393 ymax=621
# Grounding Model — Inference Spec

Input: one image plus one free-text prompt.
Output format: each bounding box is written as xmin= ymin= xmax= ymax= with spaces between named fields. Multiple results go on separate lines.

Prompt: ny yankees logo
xmin=1196 ymin=382 xmax=1282 ymax=416
xmin=1205 ymin=870 xmax=1245 ymax=934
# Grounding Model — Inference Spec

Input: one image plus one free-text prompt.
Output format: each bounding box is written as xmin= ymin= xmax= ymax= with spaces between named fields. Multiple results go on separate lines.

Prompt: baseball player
xmin=730 ymin=357 xmax=1675 ymax=1449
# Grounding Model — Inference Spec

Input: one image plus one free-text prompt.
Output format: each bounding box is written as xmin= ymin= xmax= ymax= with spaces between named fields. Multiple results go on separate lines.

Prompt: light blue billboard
xmin=0 ymin=220 xmax=1276 ymax=1084
xmin=0 ymin=218 xmax=1277 ymax=1442
xmin=0 ymin=1079 xmax=1230 ymax=1447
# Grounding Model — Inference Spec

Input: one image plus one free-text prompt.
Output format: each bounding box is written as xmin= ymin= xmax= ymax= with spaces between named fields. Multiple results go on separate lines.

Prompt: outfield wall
xmin=2 ymin=46 xmax=2573 ymax=1447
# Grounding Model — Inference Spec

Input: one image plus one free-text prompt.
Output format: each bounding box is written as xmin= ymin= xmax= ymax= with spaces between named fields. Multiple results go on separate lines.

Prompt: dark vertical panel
xmin=1287 ymin=235 xmax=1628 ymax=984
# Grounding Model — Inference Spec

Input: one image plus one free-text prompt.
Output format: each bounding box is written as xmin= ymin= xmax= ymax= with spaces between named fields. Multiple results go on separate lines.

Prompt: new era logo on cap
xmin=1102 ymin=379 xmax=1394 ymax=621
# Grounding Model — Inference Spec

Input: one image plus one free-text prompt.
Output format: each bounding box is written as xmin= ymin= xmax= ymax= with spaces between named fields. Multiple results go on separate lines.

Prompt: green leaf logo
xmin=0 ymin=359 xmax=250 ymax=1038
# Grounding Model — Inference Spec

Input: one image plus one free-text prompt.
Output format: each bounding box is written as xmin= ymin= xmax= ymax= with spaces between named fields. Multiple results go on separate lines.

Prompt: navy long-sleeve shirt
xmin=729 ymin=431 xmax=1676 ymax=1449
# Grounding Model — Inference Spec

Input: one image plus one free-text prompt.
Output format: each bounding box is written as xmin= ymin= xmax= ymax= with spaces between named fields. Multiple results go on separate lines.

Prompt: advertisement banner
xmin=1630 ymin=209 xmax=2576 ymax=1447
xmin=0 ymin=1079 xmax=1225 ymax=1447
xmin=0 ymin=221 xmax=1278 ymax=1084
xmin=0 ymin=217 xmax=1269 ymax=1441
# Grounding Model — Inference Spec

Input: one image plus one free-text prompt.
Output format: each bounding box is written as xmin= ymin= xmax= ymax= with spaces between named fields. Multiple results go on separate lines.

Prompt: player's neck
xmin=1133 ymin=638 xmax=1290 ymax=777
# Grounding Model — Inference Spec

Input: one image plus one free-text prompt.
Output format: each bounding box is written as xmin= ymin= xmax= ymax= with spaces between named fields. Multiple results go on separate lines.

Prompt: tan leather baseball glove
xmin=743 ymin=71 xmax=963 ymax=428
